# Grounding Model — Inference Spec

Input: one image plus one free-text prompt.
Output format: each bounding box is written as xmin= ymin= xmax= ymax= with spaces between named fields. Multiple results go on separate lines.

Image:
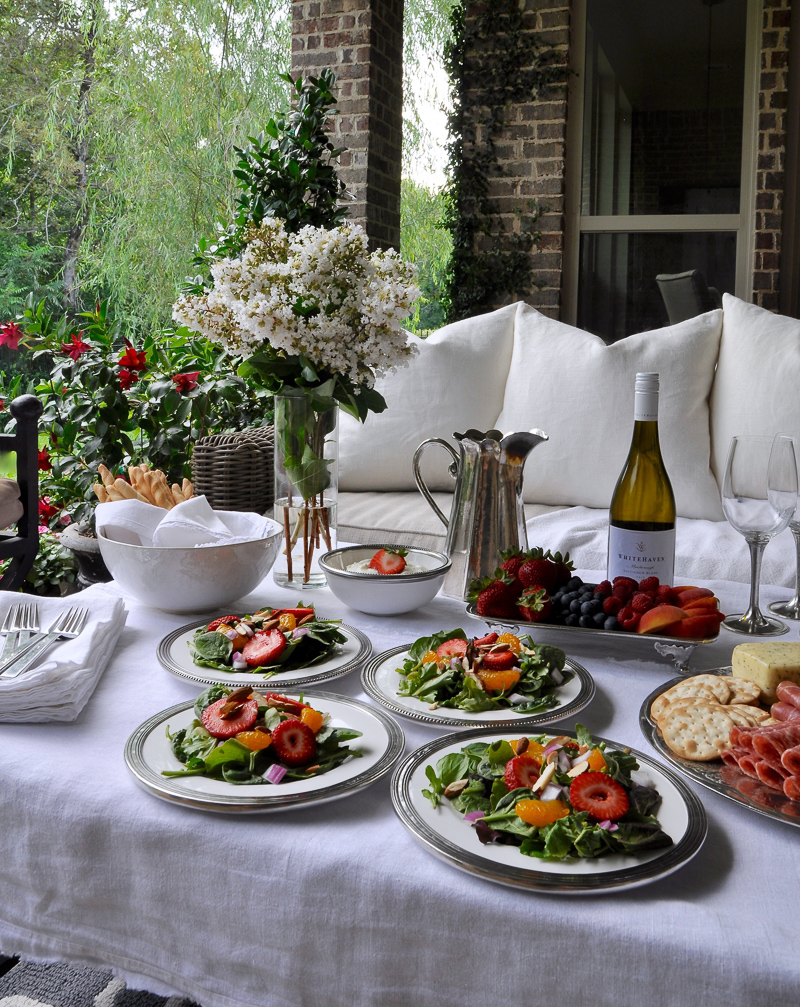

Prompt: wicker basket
xmin=191 ymin=427 xmax=275 ymax=514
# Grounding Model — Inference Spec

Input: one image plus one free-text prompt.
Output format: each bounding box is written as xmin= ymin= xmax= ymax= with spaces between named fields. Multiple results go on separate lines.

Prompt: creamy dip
xmin=346 ymin=558 xmax=427 ymax=575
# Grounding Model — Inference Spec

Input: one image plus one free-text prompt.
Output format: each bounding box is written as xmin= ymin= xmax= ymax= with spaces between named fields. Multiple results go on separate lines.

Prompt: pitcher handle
xmin=413 ymin=438 xmax=459 ymax=529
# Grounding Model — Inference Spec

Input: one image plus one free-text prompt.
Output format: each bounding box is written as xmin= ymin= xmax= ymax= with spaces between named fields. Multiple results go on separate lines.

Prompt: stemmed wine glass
xmin=721 ymin=434 xmax=798 ymax=635
xmin=769 ymin=437 xmax=800 ymax=620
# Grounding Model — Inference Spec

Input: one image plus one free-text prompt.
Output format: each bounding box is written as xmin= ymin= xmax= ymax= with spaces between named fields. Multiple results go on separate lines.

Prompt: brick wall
xmin=754 ymin=0 xmax=793 ymax=309
xmin=290 ymin=0 xmax=404 ymax=250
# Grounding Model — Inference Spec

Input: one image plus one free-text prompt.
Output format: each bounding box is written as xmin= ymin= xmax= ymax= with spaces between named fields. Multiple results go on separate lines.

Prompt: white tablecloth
xmin=0 ymin=571 xmax=798 ymax=1007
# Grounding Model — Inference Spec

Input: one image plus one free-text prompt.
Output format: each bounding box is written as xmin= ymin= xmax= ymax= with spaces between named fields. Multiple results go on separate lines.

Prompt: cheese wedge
xmin=731 ymin=642 xmax=800 ymax=703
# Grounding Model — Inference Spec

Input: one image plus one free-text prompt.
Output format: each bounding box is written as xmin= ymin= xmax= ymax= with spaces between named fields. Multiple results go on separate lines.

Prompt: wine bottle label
xmin=607 ymin=526 xmax=676 ymax=584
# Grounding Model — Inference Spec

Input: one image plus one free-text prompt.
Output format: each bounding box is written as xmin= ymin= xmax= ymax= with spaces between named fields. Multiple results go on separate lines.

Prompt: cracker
xmin=726 ymin=677 xmax=763 ymax=705
xmin=651 ymin=683 xmax=716 ymax=722
xmin=679 ymin=674 xmax=731 ymax=705
xmin=725 ymin=706 xmax=762 ymax=728
xmin=660 ymin=702 xmax=735 ymax=761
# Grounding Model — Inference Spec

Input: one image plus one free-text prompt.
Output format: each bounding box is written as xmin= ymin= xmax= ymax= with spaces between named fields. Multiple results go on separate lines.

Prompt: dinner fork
xmin=0 ymin=607 xmax=89 ymax=679
xmin=0 ymin=605 xmax=22 ymax=661
xmin=0 ymin=602 xmax=38 ymax=661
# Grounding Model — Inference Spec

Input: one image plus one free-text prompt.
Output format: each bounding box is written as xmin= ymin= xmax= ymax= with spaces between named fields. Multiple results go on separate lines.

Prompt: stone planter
xmin=59 ymin=520 xmax=113 ymax=590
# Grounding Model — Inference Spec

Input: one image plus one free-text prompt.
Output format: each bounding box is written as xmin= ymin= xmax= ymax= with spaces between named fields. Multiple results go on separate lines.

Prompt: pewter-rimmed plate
xmin=391 ymin=727 xmax=707 ymax=894
xmin=465 ymin=603 xmax=716 ymax=675
xmin=640 ymin=669 xmax=800 ymax=829
xmin=362 ymin=644 xmax=594 ymax=730
xmin=125 ymin=691 xmax=404 ymax=813
xmin=157 ymin=618 xmax=371 ymax=689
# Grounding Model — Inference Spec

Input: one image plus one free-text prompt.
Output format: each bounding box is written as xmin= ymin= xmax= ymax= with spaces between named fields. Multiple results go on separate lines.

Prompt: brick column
xmin=291 ymin=0 xmax=404 ymax=251
xmin=753 ymin=0 xmax=792 ymax=309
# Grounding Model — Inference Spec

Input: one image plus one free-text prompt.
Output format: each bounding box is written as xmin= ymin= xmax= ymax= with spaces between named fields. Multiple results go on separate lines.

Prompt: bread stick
xmin=171 ymin=484 xmax=185 ymax=505
xmin=93 ymin=483 xmax=110 ymax=503
xmin=98 ymin=463 xmax=115 ymax=487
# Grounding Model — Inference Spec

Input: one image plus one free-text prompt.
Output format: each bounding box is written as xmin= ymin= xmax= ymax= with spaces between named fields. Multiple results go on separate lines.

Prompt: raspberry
xmin=631 ymin=592 xmax=655 ymax=613
xmin=637 ymin=576 xmax=659 ymax=593
xmin=655 ymin=585 xmax=679 ymax=605
xmin=569 ymin=772 xmax=630 ymax=821
xmin=617 ymin=606 xmax=640 ymax=631
xmin=612 ymin=576 xmax=638 ymax=591
xmin=612 ymin=582 xmax=634 ymax=602
xmin=602 ymin=595 xmax=623 ymax=615
xmin=593 ymin=580 xmax=612 ymax=597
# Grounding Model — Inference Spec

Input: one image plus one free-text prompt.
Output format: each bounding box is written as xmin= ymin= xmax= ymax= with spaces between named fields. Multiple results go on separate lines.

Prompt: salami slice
xmin=754 ymin=759 xmax=788 ymax=790
xmin=781 ymin=744 xmax=800 ymax=777
xmin=783 ymin=775 xmax=800 ymax=801
xmin=752 ymin=722 xmax=800 ymax=761
xmin=771 ymin=701 xmax=800 ymax=723
xmin=776 ymin=680 xmax=800 ymax=709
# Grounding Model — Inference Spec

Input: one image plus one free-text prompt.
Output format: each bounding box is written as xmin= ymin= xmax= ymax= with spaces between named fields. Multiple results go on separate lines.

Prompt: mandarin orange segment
xmin=236 ymin=730 xmax=273 ymax=751
xmin=497 ymin=633 xmax=522 ymax=654
xmin=515 ymin=799 xmax=570 ymax=827
xmin=477 ymin=668 xmax=521 ymax=692
xmin=587 ymin=748 xmax=606 ymax=772
xmin=421 ymin=650 xmax=441 ymax=666
xmin=278 ymin=612 xmax=297 ymax=631
xmin=300 ymin=707 xmax=325 ymax=733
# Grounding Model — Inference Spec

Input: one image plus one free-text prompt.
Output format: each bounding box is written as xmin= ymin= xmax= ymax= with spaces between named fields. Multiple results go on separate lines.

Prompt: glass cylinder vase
xmin=272 ymin=390 xmax=338 ymax=589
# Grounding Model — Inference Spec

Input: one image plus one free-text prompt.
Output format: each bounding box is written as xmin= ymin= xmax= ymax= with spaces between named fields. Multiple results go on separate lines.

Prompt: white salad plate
xmin=640 ymin=669 xmax=800 ymax=830
xmin=125 ymin=691 xmax=405 ymax=813
xmin=361 ymin=644 xmax=595 ymax=730
xmin=391 ymin=728 xmax=707 ymax=894
xmin=156 ymin=618 xmax=372 ymax=689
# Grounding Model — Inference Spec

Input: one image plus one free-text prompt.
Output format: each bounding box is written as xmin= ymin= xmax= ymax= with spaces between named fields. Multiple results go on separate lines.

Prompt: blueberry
xmin=580 ymin=600 xmax=595 ymax=615
xmin=565 ymin=613 xmax=579 ymax=626
xmin=569 ymin=598 xmax=583 ymax=613
xmin=604 ymin=616 xmax=619 ymax=631
xmin=566 ymin=577 xmax=583 ymax=590
xmin=578 ymin=614 xmax=594 ymax=628
xmin=593 ymin=611 xmax=607 ymax=627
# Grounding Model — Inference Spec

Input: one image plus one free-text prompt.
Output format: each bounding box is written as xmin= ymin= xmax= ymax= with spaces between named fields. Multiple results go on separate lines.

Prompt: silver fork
xmin=0 ymin=605 xmax=23 ymax=661
xmin=15 ymin=601 xmax=39 ymax=650
xmin=0 ymin=601 xmax=40 ymax=662
xmin=0 ymin=607 xmax=89 ymax=680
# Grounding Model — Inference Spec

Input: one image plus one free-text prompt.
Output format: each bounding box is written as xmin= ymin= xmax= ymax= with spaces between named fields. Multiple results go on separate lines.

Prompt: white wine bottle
xmin=607 ymin=372 xmax=676 ymax=584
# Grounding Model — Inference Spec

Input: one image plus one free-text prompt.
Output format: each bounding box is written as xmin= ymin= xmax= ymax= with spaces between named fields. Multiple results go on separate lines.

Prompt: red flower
xmin=0 ymin=400 xmax=4 ymax=412
xmin=119 ymin=368 xmax=139 ymax=390
xmin=60 ymin=332 xmax=91 ymax=360
xmin=37 ymin=449 xmax=52 ymax=472
xmin=39 ymin=497 xmax=60 ymax=522
xmin=0 ymin=321 xmax=23 ymax=350
xmin=118 ymin=344 xmax=147 ymax=372
xmin=172 ymin=371 xmax=200 ymax=394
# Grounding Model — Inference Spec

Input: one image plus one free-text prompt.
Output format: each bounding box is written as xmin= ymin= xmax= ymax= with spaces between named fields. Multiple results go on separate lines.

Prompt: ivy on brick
xmin=442 ymin=2 xmax=569 ymax=322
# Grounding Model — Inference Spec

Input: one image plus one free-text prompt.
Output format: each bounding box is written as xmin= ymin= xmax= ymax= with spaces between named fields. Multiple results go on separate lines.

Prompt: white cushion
xmin=710 ymin=294 xmax=800 ymax=490
xmin=495 ymin=304 xmax=724 ymax=520
xmin=338 ymin=304 xmax=517 ymax=492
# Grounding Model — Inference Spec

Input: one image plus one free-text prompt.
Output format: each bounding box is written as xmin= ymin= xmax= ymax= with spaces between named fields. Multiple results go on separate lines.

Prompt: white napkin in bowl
xmin=95 ymin=496 xmax=278 ymax=548
xmin=0 ymin=584 xmax=127 ymax=723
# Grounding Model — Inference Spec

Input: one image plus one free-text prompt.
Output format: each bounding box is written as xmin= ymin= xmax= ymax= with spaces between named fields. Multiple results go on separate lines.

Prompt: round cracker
xmin=660 ymin=702 xmax=735 ymax=761
xmin=726 ymin=677 xmax=763 ymax=705
xmin=678 ymin=674 xmax=732 ymax=705
xmin=725 ymin=706 xmax=762 ymax=728
xmin=651 ymin=683 xmax=716 ymax=722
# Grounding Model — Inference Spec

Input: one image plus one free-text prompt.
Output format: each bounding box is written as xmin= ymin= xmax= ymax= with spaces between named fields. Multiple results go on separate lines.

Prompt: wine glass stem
xmin=790 ymin=525 xmax=800 ymax=606
xmin=744 ymin=536 xmax=768 ymax=624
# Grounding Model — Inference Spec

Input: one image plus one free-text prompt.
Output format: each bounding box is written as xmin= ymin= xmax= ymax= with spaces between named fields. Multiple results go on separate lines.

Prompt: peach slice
xmin=681 ymin=596 xmax=720 ymax=612
xmin=675 ymin=587 xmax=715 ymax=607
xmin=637 ymin=604 xmax=689 ymax=635
xmin=673 ymin=612 xmax=724 ymax=639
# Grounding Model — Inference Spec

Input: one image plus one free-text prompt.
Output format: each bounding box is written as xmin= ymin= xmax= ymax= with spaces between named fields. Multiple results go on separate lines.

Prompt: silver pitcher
xmin=413 ymin=428 xmax=548 ymax=600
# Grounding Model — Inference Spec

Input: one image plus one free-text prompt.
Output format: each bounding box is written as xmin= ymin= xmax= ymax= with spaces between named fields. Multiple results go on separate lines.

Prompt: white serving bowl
xmin=319 ymin=545 xmax=451 ymax=615
xmin=97 ymin=526 xmax=283 ymax=614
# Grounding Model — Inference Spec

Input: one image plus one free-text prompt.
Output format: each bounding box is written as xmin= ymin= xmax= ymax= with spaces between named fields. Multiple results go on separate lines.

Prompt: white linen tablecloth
xmin=0 ymin=571 xmax=798 ymax=1007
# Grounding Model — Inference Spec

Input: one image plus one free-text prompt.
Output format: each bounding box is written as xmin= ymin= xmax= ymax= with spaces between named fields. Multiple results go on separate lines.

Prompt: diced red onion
xmin=542 ymin=740 xmax=562 ymax=757
xmin=265 ymin=764 xmax=287 ymax=784
xmin=291 ymin=627 xmax=309 ymax=639
xmin=464 ymin=810 xmax=484 ymax=823
xmin=597 ymin=819 xmax=619 ymax=832
xmin=450 ymin=657 xmax=460 ymax=669
xmin=224 ymin=629 xmax=238 ymax=640
xmin=231 ymin=652 xmax=247 ymax=670
xmin=557 ymin=750 xmax=572 ymax=772
xmin=540 ymin=783 xmax=562 ymax=802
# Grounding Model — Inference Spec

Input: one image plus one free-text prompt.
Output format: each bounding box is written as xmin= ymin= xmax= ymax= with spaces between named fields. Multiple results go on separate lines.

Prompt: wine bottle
xmin=607 ymin=372 xmax=676 ymax=584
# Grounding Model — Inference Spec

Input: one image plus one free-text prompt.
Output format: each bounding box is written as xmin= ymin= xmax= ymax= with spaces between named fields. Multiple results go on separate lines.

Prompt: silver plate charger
xmin=157 ymin=618 xmax=372 ymax=689
xmin=362 ymin=644 xmax=595 ymax=730
xmin=465 ymin=603 xmax=715 ymax=675
xmin=391 ymin=727 xmax=707 ymax=894
xmin=125 ymin=690 xmax=404 ymax=813
xmin=640 ymin=669 xmax=800 ymax=829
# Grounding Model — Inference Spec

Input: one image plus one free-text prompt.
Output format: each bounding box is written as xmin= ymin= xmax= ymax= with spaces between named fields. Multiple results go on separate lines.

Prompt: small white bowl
xmin=97 ymin=526 xmax=283 ymax=614
xmin=319 ymin=545 xmax=451 ymax=615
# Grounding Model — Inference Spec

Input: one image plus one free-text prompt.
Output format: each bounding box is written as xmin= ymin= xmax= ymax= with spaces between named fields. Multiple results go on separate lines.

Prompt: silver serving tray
xmin=125 ymin=690 xmax=405 ymax=814
xmin=640 ymin=670 xmax=800 ymax=829
xmin=391 ymin=727 xmax=707 ymax=894
xmin=362 ymin=644 xmax=595 ymax=730
xmin=465 ymin=603 xmax=715 ymax=674
xmin=157 ymin=618 xmax=372 ymax=689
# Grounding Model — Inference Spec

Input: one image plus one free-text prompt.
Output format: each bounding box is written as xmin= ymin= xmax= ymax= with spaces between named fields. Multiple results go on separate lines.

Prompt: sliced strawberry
xmin=481 ymin=648 xmax=517 ymax=670
xmin=270 ymin=718 xmax=317 ymax=766
xmin=436 ymin=637 xmax=468 ymax=659
xmin=517 ymin=585 xmax=552 ymax=622
xmin=368 ymin=547 xmax=407 ymax=575
xmin=242 ymin=628 xmax=287 ymax=667
xmin=206 ymin=615 xmax=239 ymax=632
xmin=201 ymin=696 xmax=258 ymax=739
xmin=504 ymin=754 xmax=541 ymax=790
xmin=569 ymin=771 xmax=630 ymax=820
xmin=263 ymin=693 xmax=309 ymax=715
xmin=473 ymin=632 xmax=499 ymax=647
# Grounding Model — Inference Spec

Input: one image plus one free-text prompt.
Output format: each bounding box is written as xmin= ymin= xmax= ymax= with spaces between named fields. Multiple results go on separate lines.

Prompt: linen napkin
xmin=95 ymin=495 xmax=276 ymax=548
xmin=0 ymin=584 xmax=127 ymax=723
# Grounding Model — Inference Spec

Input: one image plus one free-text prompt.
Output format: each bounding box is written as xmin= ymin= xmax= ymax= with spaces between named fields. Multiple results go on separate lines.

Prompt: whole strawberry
xmin=517 ymin=585 xmax=552 ymax=622
xmin=518 ymin=548 xmax=559 ymax=592
xmin=498 ymin=548 xmax=527 ymax=594
xmin=467 ymin=570 xmax=518 ymax=619
xmin=549 ymin=550 xmax=575 ymax=588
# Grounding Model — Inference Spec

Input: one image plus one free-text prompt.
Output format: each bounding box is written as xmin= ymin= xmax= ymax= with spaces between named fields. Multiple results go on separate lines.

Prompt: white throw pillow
xmin=495 ymin=304 xmax=724 ymax=520
xmin=338 ymin=303 xmax=517 ymax=492
xmin=710 ymin=294 xmax=800 ymax=491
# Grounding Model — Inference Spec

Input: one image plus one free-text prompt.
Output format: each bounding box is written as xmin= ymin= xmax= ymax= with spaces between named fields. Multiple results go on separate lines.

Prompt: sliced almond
xmin=566 ymin=759 xmax=590 ymax=778
xmin=531 ymin=761 xmax=556 ymax=793
xmin=443 ymin=778 xmax=470 ymax=799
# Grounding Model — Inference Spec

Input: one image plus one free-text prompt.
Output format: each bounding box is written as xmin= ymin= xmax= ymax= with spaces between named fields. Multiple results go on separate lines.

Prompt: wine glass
xmin=721 ymin=434 xmax=798 ymax=635
xmin=769 ymin=437 xmax=800 ymax=620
